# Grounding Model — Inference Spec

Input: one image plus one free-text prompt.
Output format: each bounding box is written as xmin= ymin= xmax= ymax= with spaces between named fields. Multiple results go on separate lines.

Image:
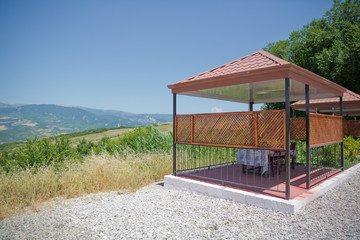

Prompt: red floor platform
xmin=178 ymin=164 xmax=340 ymax=199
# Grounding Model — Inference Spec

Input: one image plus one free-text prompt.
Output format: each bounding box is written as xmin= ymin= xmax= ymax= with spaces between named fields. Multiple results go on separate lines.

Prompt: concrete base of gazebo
xmin=164 ymin=163 xmax=360 ymax=214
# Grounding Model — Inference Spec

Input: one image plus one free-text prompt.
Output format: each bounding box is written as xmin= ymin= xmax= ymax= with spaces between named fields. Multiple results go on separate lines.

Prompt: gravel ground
xmin=1 ymin=172 xmax=359 ymax=240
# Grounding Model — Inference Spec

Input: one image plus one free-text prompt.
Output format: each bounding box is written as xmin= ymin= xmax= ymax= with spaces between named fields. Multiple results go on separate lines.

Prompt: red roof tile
xmin=181 ymin=50 xmax=289 ymax=83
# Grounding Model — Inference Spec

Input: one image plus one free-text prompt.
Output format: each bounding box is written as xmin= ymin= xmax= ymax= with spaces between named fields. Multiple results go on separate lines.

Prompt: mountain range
xmin=0 ymin=102 xmax=172 ymax=143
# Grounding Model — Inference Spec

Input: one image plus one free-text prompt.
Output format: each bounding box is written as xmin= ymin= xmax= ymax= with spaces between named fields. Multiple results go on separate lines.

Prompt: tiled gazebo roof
xmin=168 ymin=50 xmax=345 ymax=104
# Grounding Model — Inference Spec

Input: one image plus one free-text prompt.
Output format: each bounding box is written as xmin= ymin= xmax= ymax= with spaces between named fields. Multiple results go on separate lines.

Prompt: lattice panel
xmin=310 ymin=113 xmax=343 ymax=147
xmin=343 ymin=120 xmax=349 ymax=136
xmin=175 ymin=110 xmax=286 ymax=149
xmin=193 ymin=113 xmax=256 ymax=147
xmin=344 ymin=120 xmax=360 ymax=137
xmin=175 ymin=115 xmax=192 ymax=143
xmin=290 ymin=117 xmax=306 ymax=141
xmin=257 ymin=111 xmax=285 ymax=149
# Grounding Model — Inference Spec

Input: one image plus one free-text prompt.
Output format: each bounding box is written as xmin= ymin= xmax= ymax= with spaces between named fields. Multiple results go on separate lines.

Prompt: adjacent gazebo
xmin=168 ymin=50 xmax=346 ymax=200
xmin=291 ymin=89 xmax=360 ymax=115
xmin=291 ymin=89 xmax=360 ymax=137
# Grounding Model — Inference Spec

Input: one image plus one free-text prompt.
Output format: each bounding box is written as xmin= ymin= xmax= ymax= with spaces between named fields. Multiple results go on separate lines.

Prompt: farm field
xmin=0 ymin=122 xmax=173 ymax=152
xmin=70 ymin=122 xmax=172 ymax=144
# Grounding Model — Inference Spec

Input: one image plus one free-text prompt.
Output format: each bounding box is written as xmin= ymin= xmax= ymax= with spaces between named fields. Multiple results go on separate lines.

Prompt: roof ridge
xmin=258 ymin=49 xmax=290 ymax=65
xmin=345 ymin=89 xmax=360 ymax=97
xmin=205 ymin=50 xmax=285 ymax=73
xmin=258 ymin=51 xmax=281 ymax=65
xmin=180 ymin=50 xmax=298 ymax=84
xmin=184 ymin=50 xmax=268 ymax=81
xmin=218 ymin=51 xmax=261 ymax=69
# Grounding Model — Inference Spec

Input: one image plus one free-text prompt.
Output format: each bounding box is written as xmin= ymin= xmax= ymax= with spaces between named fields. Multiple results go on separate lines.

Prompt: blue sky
xmin=0 ymin=0 xmax=333 ymax=114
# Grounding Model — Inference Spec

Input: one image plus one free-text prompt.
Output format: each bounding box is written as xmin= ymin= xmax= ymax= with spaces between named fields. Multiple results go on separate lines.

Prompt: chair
xmin=268 ymin=142 xmax=297 ymax=176
xmin=268 ymin=150 xmax=282 ymax=176
xmin=290 ymin=142 xmax=297 ymax=169
xmin=276 ymin=142 xmax=297 ymax=172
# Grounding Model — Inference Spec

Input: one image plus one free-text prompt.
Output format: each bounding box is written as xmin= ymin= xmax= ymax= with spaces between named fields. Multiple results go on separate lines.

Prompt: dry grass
xmin=154 ymin=122 xmax=172 ymax=132
xmin=0 ymin=153 xmax=172 ymax=219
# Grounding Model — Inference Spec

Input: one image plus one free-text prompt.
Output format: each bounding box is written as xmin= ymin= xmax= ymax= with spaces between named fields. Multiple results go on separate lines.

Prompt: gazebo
xmin=291 ymin=89 xmax=360 ymax=137
xmin=167 ymin=50 xmax=346 ymax=200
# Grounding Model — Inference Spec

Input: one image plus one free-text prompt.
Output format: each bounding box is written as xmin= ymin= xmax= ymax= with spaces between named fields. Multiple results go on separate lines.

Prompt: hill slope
xmin=0 ymin=103 xmax=172 ymax=143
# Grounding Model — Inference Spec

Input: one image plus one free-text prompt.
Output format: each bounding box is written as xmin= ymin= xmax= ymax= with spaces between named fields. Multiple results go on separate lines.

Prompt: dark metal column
xmin=173 ymin=93 xmax=177 ymax=175
xmin=305 ymin=85 xmax=310 ymax=189
xmin=340 ymin=96 xmax=344 ymax=170
xmin=248 ymin=83 xmax=253 ymax=111
xmin=249 ymin=102 xmax=253 ymax=111
xmin=285 ymin=78 xmax=291 ymax=200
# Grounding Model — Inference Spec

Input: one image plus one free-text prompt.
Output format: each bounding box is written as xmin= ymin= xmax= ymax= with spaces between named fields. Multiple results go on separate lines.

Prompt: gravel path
xmin=1 ymin=172 xmax=359 ymax=240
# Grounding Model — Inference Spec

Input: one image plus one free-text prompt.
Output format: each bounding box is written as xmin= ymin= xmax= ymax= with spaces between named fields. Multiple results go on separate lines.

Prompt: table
xmin=236 ymin=148 xmax=297 ymax=175
xmin=236 ymin=149 xmax=269 ymax=174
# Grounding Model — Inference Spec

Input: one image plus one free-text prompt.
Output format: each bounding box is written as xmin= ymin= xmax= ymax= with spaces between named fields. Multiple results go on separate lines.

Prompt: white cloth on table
xmin=236 ymin=149 xmax=269 ymax=174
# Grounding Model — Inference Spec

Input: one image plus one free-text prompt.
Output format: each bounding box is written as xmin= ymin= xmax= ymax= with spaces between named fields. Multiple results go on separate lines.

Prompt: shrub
xmin=344 ymin=136 xmax=360 ymax=159
xmin=0 ymin=136 xmax=78 ymax=172
xmin=76 ymin=138 xmax=95 ymax=156
xmin=115 ymin=126 xmax=172 ymax=153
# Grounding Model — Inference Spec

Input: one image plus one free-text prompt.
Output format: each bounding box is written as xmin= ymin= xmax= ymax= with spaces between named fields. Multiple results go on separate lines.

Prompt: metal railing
xmin=295 ymin=141 xmax=342 ymax=187
xmin=175 ymin=141 xmax=342 ymax=198
xmin=175 ymin=143 xmax=286 ymax=196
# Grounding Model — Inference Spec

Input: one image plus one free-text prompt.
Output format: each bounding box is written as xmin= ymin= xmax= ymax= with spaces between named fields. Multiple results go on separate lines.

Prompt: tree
xmin=262 ymin=0 xmax=360 ymax=110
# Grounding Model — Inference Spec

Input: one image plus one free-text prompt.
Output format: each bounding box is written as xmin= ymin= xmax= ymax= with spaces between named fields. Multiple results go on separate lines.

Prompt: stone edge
xmin=164 ymin=163 xmax=360 ymax=214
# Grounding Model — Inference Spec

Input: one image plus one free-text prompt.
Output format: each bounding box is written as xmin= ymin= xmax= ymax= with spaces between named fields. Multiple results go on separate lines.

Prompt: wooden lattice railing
xmin=290 ymin=114 xmax=343 ymax=147
xmin=344 ymin=120 xmax=360 ymax=137
xmin=175 ymin=110 xmax=285 ymax=150
xmin=176 ymin=111 xmax=344 ymax=150
xmin=290 ymin=117 xmax=306 ymax=141
xmin=309 ymin=113 xmax=343 ymax=147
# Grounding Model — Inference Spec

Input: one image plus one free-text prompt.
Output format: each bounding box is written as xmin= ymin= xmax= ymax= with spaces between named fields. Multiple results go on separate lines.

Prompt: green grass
xmin=0 ymin=141 xmax=25 ymax=152
xmin=0 ymin=123 xmax=172 ymax=152
xmin=0 ymin=125 xmax=173 ymax=172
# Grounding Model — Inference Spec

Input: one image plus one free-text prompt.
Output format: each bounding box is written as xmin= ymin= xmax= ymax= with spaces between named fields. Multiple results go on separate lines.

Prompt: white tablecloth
xmin=236 ymin=149 xmax=269 ymax=174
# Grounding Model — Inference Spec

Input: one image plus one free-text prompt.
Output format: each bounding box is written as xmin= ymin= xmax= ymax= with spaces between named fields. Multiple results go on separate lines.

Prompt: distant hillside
xmin=0 ymin=102 xmax=172 ymax=143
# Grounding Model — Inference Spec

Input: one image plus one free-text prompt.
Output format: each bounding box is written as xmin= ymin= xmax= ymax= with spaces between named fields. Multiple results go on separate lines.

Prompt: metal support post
xmin=340 ymin=96 xmax=344 ymax=170
xmin=249 ymin=102 xmax=253 ymax=111
xmin=285 ymin=78 xmax=291 ymax=200
xmin=305 ymin=85 xmax=310 ymax=189
xmin=173 ymin=94 xmax=177 ymax=175
xmin=248 ymin=83 xmax=253 ymax=111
